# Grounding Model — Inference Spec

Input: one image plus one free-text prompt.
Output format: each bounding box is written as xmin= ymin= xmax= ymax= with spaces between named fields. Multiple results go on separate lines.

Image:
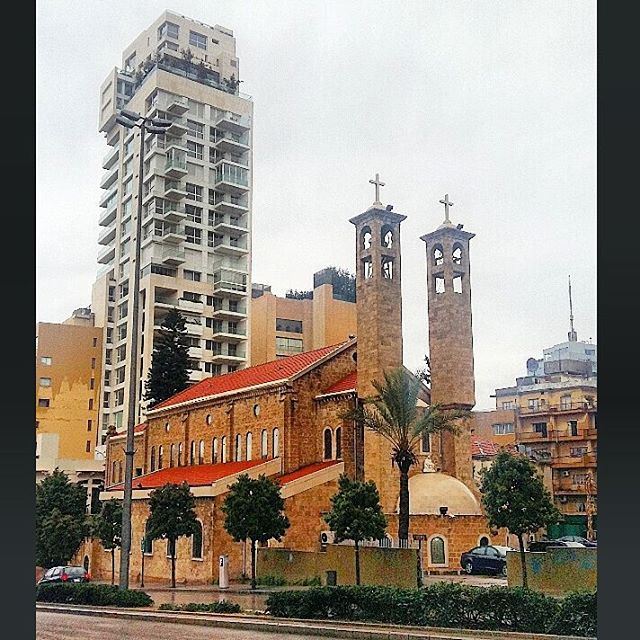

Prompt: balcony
xmin=177 ymin=298 xmax=204 ymax=314
xmin=98 ymin=224 xmax=116 ymax=246
xmin=214 ymin=161 xmax=250 ymax=196
xmin=165 ymin=137 xmax=189 ymax=153
xmin=211 ymin=307 xmax=247 ymax=321
xmin=214 ymin=131 xmax=250 ymax=155
xmin=102 ymin=145 xmax=119 ymax=170
xmin=165 ymin=153 xmax=188 ymax=178
xmin=188 ymin=369 xmax=206 ymax=383
xmin=165 ymin=95 xmax=189 ymax=115
xmin=98 ymin=245 xmax=116 ymax=264
xmin=188 ymin=346 xmax=202 ymax=359
xmin=99 ymin=186 xmax=118 ymax=208
xmin=100 ymin=165 xmax=119 ymax=190
xmin=184 ymin=322 xmax=204 ymax=337
xmin=161 ymin=248 xmax=186 ymax=266
xmin=99 ymin=201 xmax=118 ymax=227
xmin=519 ymin=401 xmax=596 ymax=415
xmin=165 ymin=116 xmax=188 ymax=136
xmin=163 ymin=203 xmax=188 ymax=223
xmin=212 ymin=197 xmax=249 ymax=216
xmin=212 ymin=268 xmax=248 ymax=298
xmin=518 ymin=431 xmax=550 ymax=442
xmin=211 ymin=352 xmax=246 ymax=365
xmin=164 ymin=180 xmax=187 ymax=200
xmin=161 ymin=225 xmax=186 ymax=244
xmin=215 ymin=111 xmax=251 ymax=135
xmin=213 ymin=237 xmax=249 ymax=257
xmin=213 ymin=216 xmax=249 ymax=236
xmin=212 ymin=329 xmax=247 ymax=343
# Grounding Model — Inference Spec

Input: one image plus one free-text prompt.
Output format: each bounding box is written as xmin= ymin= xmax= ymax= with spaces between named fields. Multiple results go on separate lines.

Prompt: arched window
xmin=212 ymin=437 xmax=218 ymax=463
xmin=381 ymin=256 xmax=394 ymax=279
xmin=261 ymin=429 xmax=268 ymax=458
xmin=143 ymin=520 xmax=153 ymax=554
xmin=192 ymin=520 xmax=203 ymax=559
xmin=178 ymin=442 xmax=183 ymax=466
xmin=335 ymin=427 xmax=342 ymax=459
xmin=381 ymin=225 xmax=393 ymax=248
xmin=111 ymin=461 xmax=117 ymax=484
xmin=169 ymin=444 xmax=175 ymax=467
xmin=273 ymin=428 xmax=280 ymax=458
xmin=361 ymin=226 xmax=372 ymax=250
xmin=235 ymin=433 xmax=242 ymax=462
xmin=429 ymin=535 xmax=447 ymax=566
xmin=323 ymin=428 xmax=333 ymax=460
xmin=433 ymin=246 xmax=444 ymax=266
xmin=362 ymin=257 xmax=373 ymax=279
xmin=198 ymin=440 xmax=205 ymax=464
xmin=221 ymin=436 xmax=227 ymax=462
xmin=452 ymin=244 xmax=463 ymax=265
xmin=158 ymin=445 xmax=164 ymax=469
xmin=190 ymin=440 xmax=196 ymax=465
xmin=246 ymin=432 xmax=253 ymax=460
xmin=150 ymin=446 xmax=156 ymax=472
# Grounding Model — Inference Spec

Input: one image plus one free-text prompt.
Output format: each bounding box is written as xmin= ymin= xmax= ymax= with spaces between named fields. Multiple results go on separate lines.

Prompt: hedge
xmin=266 ymin=584 xmax=597 ymax=637
xmin=159 ymin=601 xmax=241 ymax=614
xmin=36 ymin=583 xmax=153 ymax=608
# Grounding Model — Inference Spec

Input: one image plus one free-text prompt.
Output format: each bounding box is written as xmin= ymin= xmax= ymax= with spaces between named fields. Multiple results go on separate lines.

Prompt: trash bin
xmin=219 ymin=554 xmax=229 ymax=589
xmin=326 ymin=570 xmax=337 ymax=586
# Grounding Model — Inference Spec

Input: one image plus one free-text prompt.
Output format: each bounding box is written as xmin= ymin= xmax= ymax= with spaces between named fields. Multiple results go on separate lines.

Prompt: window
xmin=429 ymin=536 xmax=447 ymax=566
xmin=433 ymin=246 xmax=444 ymax=266
xmin=189 ymin=30 xmax=207 ymax=49
xmin=190 ymin=440 xmax=196 ymax=464
xmin=381 ymin=256 xmax=394 ymax=279
xmin=187 ymin=140 xmax=204 ymax=160
xmin=245 ymin=432 xmax=253 ymax=461
xmin=221 ymin=436 xmax=227 ymax=462
xmin=158 ymin=445 xmax=164 ymax=469
xmin=323 ymin=428 xmax=332 ymax=460
xmin=185 ymin=204 xmax=203 ymax=223
xmin=185 ymin=227 xmax=202 ymax=244
xmin=493 ymin=423 xmax=514 ymax=435
xmin=184 ymin=269 xmax=201 ymax=282
xmin=40 ymin=356 xmax=52 ymax=365
xmin=533 ymin=422 xmax=548 ymax=438
xmin=435 ymin=276 xmax=445 ymax=294
xmin=186 ymin=183 xmax=203 ymax=202
xmin=187 ymin=120 xmax=205 ymax=139
xmin=568 ymin=420 xmax=578 ymax=436
xmin=273 ymin=428 xmax=280 ymax=458
xmin=169 ymin=444 xmax=175 ymax=467
xmin=335 ymin=427 xmax=342 ymax=459
xmin=178 ymin=443 xmax=183 ymax=466
xmin=528 ymin=398 xmax=541 ymax=410
xmin=452 ymin=245 xmax=463 ymax=264
xmin=261 ymin=430 xmax=268 ymax=458
xmin=87 ymin=420 xmax=92 ymax=432
xmin=212 ymin=438 xmax=218 ymax=463
xmin=361 ymin=226 xmax=372 ymax=250
xmin=38 ymin=398 xmax=50 ymax=408
xmin=275 ymin=318 xmax=303 ymax=333
xmin=570 ymin=446 xmax=588 ymax=457
xmin=421 ymin=432 xmax=431 ymax=453
xmin=88 ymin=399 xmax=94 ymax=410
xmin=199 ymin=440 xmax=205 ymax=464
xmin=362 ymin=257 xmax=373 ymax=279
xmin=116 ymin=367 xmax=126 ymax=384
xmin=452 ymin=275 xmax=463 ymax=294
xmin=114 ymin=388 xmax=124 ymax=406
xmin=501 ymin=401 xmax=515 ymax=410
xmin=192 ymin=521 xmax=203 ymax=559
xmin=560 ymin=395 xmax=572 ymax=410
xmin=275 ymin=337 xmax=303 ymax=356
xmin=150 ymin=446 xmax=156 ymax=472
xmin=235 ymin=433 xmax=242 ymax=462
xmin=39 ymin=377 xmax=52 ymax=387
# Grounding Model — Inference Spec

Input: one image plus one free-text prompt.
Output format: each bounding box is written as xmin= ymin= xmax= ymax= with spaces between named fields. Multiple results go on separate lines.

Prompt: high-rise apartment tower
xmin=92 ymin=11 xmax=253 ymax=452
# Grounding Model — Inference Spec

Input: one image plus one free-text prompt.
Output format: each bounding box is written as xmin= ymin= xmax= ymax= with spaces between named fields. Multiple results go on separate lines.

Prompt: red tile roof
xmin=472 ymin=438 xmax=517 ymax=457
xmin=111 ymin=423 xmax=146 ymax=439
xmin=152 ymin=342 xmax=351 ymax=411
xmin=277 ymin=461 xmax=342 ymax=485
xmin=320 ymin=371 xmax=357 ymax=396
xmin=108 ymin=459 xmax=265 ymax=490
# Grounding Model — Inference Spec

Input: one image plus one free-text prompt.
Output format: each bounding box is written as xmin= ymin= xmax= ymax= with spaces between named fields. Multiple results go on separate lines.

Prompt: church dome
xmin=401 ymin=472 xmax=482 ymax=516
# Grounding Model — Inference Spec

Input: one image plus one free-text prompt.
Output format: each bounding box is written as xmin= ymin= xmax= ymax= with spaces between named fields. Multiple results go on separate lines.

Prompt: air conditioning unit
xmin=320 ymin=531 xmax=335 ymax=545
xmin=562 ymin=471 xmax=571 ymax=477
xmin=559 ymin=496 xmax=568 ymax=503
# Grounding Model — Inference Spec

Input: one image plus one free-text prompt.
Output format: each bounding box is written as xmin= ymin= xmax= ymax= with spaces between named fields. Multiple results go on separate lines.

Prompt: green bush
xmin=265 ymin=585 xmax=596 ymax=636
xmin=36 ymin=583 xmax=153 ymax=607
xmin=159 ymin=600 xmax=241 ymax=613
xmin=257 ymin=574 xmax=287 ymax=586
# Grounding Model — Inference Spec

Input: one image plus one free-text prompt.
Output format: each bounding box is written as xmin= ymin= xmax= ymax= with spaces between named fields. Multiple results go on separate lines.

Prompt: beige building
xmin=92 ymin=11 xmax=253 ymax=451
xmin=36 ymin=308 xmax=105 ymax=509
xmin=250 ymin=267 xmax=357 ymax=365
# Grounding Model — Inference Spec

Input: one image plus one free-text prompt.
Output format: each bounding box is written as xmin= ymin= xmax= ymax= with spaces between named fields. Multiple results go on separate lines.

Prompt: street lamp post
xmin=114 ymin=109 xmax=171 ymax=590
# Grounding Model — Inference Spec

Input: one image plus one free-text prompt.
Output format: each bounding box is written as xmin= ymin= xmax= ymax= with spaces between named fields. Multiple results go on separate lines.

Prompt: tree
xmin=326 ymin=266 xmax=356 ymax=302
xmin=480 ymin=451 xmax=562 ymax=588
xmin=285 ymin=289 xmax=313 ymax=300
xmin=36 ymin=470 xmax=88 ymax=568
xmin=344 ymin=367 xmax=468 ymax=542
xmin=146 ymin=483 xmax=199 ymax=588
xmin=415 ymin=355 xmax=431 ymax=386
xmin=144 ymin=308 xmax=191 ymax=407
xmin=94 ymin=499 xmax=123 ymax=585
xmin=222 ymin=474 xmax=290 ymax=589
xmin=324 ymin=475 xmax=387 ymax=585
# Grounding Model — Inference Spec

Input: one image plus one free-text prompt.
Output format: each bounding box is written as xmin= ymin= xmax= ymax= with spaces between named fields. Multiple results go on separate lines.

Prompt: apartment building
xmin=250 ymin=267 xmax=357 ymax=365
xmin=36 ymin=308 xmax=105 ymax=508
xmin=92 ymin=11 xmax=252 ymax=448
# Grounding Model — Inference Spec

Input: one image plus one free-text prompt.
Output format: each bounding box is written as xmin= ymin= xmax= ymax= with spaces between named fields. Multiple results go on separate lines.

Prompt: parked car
xmin=460 ymin=545 xmax=514 ymax=576
xmin=557 ymin=535 xmax=597 ymax=548
xmin=528 ymin=539 xmax=584 ymax=552
xmin=38 ymin=566 xmax=90 ymax=585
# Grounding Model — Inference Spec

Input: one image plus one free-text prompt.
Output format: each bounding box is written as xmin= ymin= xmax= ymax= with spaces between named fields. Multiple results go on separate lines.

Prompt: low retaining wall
xmin=257 ymin=544 xmax=418 ymax=588
xmin=506 ymin=547 xmax=597 ymax=595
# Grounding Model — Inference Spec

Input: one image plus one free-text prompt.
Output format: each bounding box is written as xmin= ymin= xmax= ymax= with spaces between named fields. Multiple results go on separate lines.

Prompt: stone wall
xmin=507 ymin=547 xmax=597 ymax=595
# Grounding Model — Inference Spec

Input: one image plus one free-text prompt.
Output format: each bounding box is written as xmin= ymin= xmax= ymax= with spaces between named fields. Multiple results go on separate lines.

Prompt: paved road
xmin=36 ymin=611 xmax=317 ymax=640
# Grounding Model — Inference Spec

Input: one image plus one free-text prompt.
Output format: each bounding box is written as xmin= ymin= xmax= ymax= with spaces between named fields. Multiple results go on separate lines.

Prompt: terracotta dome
xmin=400 ymin=472 xmax=482 ymax=516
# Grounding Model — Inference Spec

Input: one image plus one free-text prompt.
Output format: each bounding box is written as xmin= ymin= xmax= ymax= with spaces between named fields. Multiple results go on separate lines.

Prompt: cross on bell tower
xmin=369 ymin=173 xmax=386 ymax=207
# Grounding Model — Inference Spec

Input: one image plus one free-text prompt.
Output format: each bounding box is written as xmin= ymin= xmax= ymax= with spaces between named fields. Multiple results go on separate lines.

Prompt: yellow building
xmin=36 ymin=308 xmax=104 ymax=465
xmin=250 ymin=267 xmax=357 ymax=365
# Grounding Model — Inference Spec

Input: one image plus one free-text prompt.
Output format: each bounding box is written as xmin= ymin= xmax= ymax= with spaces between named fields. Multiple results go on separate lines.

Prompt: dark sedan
xmin=460 ymin=545 xmax=513 ymax=576
xmin=38 ymin=566 xmax=90 ymax=585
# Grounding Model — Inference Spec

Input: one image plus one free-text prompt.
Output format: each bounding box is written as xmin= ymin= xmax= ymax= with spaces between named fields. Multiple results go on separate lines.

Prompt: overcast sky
xmin=36 ymin=0 xmax=596 ymax=409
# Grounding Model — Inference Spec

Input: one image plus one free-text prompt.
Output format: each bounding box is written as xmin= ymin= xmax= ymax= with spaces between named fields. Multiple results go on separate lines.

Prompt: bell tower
xmin=420 ymin=194 xmax=476 ymax=489
xmin=349 ymin=174 xmax=406 ymax=512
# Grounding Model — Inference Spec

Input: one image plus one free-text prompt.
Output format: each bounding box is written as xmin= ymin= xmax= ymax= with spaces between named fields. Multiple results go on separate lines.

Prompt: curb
xmin=36 ymin=604 xmax=595 ymax=640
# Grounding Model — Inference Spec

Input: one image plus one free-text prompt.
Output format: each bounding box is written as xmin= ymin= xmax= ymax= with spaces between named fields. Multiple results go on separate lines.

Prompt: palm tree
xmin=347 ymin=367 xmax=469 ymax=542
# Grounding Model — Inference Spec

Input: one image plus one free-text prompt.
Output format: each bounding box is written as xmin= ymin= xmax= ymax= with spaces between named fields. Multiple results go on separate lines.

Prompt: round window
xmin=253 ymin=404 xmax=260 ymax=417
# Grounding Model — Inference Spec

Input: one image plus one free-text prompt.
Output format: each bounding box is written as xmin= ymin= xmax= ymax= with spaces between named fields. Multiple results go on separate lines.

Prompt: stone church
xmin=85 ymin=183 xmax=495 ymax=584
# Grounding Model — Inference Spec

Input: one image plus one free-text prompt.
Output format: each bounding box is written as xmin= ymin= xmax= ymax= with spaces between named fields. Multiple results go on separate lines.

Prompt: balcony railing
xmin=518 ymin=401 xmax=596 ymax=414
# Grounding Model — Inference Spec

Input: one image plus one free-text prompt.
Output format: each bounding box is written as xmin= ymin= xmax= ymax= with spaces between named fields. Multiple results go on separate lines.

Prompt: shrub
xmin=257 ymin=574 xmax=287 ymax=586
xmin=36 ymin=583 xmax=153 ymax=607
xmin=265 ymin=585 xmax=596 ymax=636
xmin=158 ymin=600 xmax=241 ymax=613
